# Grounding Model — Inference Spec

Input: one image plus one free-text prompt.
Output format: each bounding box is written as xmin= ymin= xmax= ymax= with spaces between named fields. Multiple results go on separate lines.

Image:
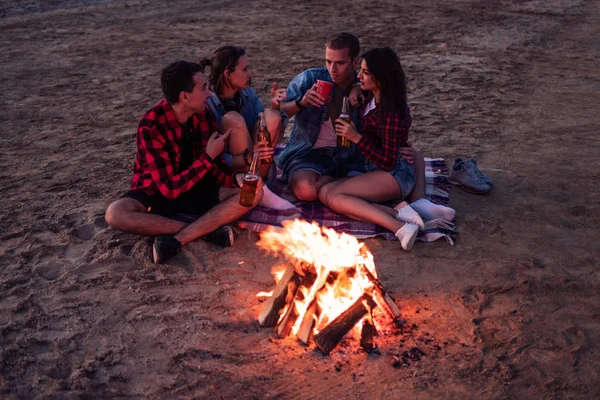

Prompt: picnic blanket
xmin=238 ymin=157 xmax=457 ymax=245
xmin=176 ymin=155 xmax=457 ymax=245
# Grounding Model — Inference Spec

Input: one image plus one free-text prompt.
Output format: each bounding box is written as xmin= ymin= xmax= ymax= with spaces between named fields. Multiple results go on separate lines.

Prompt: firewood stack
xmin=256 ymin=220 xmax=402 ymax=354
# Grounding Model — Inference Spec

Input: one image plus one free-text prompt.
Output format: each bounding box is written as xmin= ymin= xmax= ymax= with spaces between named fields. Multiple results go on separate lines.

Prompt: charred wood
xmin=314 ymin=293 xmax=377 ymax=354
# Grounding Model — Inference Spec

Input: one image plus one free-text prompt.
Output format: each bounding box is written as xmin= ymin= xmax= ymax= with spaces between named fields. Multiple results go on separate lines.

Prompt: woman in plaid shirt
xmin=319 ymin=48 xmax=423 ymax=250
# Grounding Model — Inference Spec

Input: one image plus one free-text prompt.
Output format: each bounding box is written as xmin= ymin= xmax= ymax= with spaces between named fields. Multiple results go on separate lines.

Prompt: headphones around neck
xmin=222 ymin=92 xmax=242 ymax=113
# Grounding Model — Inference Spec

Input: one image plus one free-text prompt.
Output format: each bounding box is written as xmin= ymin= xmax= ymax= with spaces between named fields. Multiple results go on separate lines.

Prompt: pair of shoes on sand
xmin=153 ymin=226 xmax=234 ymax=264
xmin=448 ymin=158 xmax=494 ymax=194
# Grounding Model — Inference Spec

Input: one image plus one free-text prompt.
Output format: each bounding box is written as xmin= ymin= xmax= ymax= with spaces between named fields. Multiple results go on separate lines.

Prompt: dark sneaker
xmin=153 ymin=235 xmax=181 ymax=264
xmin=448 ymin=158 xmax=491 ymax=194
xmin=466 ymin=158 xmax=494 ymax=187
xmin=202 ymin=225 xmax=234 ymax=248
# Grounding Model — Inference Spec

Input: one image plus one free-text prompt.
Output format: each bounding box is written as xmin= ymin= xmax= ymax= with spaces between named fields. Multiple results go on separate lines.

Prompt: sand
xmin=1 ymin=0 xmax=599 ymax=398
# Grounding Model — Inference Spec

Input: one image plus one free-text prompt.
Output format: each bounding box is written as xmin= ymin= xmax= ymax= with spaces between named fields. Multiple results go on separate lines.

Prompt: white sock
xmin=259 ymin=186 xmax=297 ymax=210
xmin=409 ymin=199 xmax=455 ymax=221
xmin=394 ymin=223 xmax=419 ymax=251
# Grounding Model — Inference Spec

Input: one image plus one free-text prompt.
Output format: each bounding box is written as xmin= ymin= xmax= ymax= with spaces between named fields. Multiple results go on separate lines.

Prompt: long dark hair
xmin=361 ymin=47 xmax=407 ymax=122
xmin=199 ymin=46 xmax=246 ymax=95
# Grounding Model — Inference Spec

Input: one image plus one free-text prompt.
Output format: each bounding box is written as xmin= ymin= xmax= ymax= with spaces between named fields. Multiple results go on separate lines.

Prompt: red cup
xmin=316 ymin=80 xmax=333 ymax=101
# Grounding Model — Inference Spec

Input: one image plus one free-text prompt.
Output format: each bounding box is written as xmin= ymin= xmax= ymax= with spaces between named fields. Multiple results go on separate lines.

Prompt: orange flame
xmin=258 ymin=219 xmax=377 ymax=339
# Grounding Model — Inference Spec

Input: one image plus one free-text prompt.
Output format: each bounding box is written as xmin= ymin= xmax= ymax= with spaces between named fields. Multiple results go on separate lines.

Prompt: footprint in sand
xmin=33 ymin=262 xmax=64 ymax=281
xmin=63 ymin=215 xmax=106 ymax=262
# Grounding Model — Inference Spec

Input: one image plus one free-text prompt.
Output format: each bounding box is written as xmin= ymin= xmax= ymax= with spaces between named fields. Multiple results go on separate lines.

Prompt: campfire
xmin=256 ymin=219 xmax=402 ymax=354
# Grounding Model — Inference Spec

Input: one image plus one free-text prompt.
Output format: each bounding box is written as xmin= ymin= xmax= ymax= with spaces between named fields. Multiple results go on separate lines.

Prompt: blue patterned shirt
xmin=206 ymin=87 xmax=288 ymax=134
xmin=275 ymin=67 xmax=363 ymax=180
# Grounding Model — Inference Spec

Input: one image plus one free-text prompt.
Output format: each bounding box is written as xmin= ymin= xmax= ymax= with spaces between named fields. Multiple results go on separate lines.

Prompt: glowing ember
xmin=256 ymin=219 xmax=400 ymax=353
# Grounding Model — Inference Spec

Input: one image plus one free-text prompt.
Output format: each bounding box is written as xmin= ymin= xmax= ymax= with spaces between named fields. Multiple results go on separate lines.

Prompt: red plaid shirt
xmin=357 ymin=98 xmax=412 ymax=171
xmin=130 ymin=100 xmax=237 ymax=199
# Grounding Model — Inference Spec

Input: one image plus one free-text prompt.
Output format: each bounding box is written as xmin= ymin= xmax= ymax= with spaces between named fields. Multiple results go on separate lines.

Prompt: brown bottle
xmin=257 ymin=112 xmax=273 ymax=164
xmin=239 ymin=152 xmax=260 ymax=207
xmin=337 ymin=96 xmax=351 ymax=147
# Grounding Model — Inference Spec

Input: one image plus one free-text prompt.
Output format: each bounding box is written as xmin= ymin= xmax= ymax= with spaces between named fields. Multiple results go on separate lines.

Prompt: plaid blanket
xmin=176 ymin=156 xmax=457 ymax=245
xmin=237 ymin=157 xmax=457 ymax=245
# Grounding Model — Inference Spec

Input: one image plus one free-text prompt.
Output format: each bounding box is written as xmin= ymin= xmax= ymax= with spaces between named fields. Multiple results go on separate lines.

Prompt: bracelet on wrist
xmin=295 ymin=98 xmax=305 ymax=109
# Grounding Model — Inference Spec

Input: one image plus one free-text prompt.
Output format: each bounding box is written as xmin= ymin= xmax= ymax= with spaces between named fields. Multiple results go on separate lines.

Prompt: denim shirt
xmin=275 ymin=67 xmax=362 ymax=177
xmin=206 ymin=87 xmax=289 ymax=134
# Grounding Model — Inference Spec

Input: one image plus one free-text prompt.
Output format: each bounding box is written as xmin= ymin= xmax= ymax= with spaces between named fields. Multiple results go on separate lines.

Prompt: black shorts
xmin=122 ymin=177 xmax=220 ymax=217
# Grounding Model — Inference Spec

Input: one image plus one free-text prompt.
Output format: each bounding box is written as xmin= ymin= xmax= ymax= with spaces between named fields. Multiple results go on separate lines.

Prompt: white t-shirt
xmin=313 ymin=118 xmax=337 ymax=148
xmin=313 ymin=86 xmax=346 ymax=149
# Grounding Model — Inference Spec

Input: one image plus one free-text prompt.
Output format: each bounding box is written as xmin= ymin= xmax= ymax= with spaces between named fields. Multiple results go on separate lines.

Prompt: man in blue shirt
xmin=278 ymin=33 xmax=365 ymax=201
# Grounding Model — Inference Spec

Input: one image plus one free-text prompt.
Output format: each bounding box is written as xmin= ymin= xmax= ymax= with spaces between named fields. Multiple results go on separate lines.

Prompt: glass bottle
xmin=337 ymin=96 xmax=351 ymax=147
xmin=257 ymin=112 xmax=273 ymax=164
xmin=239 ymin=152 xmax=260 ymax=207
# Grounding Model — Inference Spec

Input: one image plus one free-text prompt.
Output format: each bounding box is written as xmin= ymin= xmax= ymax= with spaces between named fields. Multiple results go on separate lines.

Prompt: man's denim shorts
xmin=286 ymin=147 xmax=364 ymax=180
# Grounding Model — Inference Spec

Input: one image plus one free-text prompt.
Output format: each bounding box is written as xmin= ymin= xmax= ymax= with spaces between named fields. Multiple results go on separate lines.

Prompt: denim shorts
xmin=286 ymin=147 xmax=364 ymax=180
xmin=363 ymin=156 xmax=415 ymax=200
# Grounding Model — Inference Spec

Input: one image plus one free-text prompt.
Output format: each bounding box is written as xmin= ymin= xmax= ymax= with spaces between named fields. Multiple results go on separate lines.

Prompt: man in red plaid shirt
xmin=105 ymin=61 xmax=263 ymax=263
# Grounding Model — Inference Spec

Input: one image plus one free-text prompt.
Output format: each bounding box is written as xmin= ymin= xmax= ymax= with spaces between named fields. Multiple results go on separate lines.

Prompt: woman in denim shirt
xmin=201 ymin=46 xmax=288 ymax=180
xmin=200 ymin=46 xmax=294 ymax=210
xmin=319 ymin=48 xmax=427 ymax=250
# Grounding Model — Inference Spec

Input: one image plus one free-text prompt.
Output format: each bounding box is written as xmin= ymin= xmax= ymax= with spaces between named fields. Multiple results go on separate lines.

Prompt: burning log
xmin=276 ymin=270 xmax=317 ymax=338
xmin=360 ymin=311 xmax=376 ymax=351
xmin=275 ymin=296 xmax=300 ymax=337
xmin=314 ymin=293 xmax=377 ymax=354
xmin=359 ymin=264 xmax=401 ymax=321
xmin=256 ymin=220 xmax=402 ymax=354
xmin=258 ymin=265 xmax=302 ymax=327
xmin=295 ymin=271 xmax=325 ymax=345
xmin=296 ymin=300 xmax=319 ymax=345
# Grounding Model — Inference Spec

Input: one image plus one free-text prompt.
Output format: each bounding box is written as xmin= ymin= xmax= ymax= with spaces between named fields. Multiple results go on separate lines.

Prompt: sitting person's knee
xmin=292 ymin=181 xmax=318 ymax=201
xmin=105 ymin=199 xmax=143 ymax=230
xmin=264 ymin=109 xmax=282 ymax=125
xmin=324 ymin=190 xmax=343 ymax=208
xmin=318 ymin=184 xmax=331 ymax=204
xmin=221 ymin=111 xmax=246 ymax=130
xmin=105 ymin=201 xmax=123 ymax=229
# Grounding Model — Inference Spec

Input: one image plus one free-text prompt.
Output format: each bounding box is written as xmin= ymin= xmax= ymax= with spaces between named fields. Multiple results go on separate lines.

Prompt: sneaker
xmin=448 ymin=158 xmax=491 ymax=194
xmin=394 ymin=204 xmax=425 ymax=231
xmin=201 ymin=225 xmax=234 ymax=248
xmin=395 ymin=223 xmax=419 ymax=251
xmin=466 ymin=158 xmax=493 ymax=187
xmin=153 ymin=235 xmax=181 ymax=264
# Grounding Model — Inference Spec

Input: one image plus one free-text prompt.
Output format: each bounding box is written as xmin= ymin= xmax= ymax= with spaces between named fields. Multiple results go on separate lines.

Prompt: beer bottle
xmin=257 ymin=112 xmax=273 ymax=164
xmin=337 ymin=96 xmax=351 ymax=147
xmin=239 ymin=152 xmax=260 ymax=207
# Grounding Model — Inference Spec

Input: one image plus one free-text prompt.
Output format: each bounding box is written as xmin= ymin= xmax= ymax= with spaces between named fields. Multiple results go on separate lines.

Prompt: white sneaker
xmin=395 ymin=223 xmax=419 ymax=250
xmin=394 ymin=205 xmax=425 ymax=231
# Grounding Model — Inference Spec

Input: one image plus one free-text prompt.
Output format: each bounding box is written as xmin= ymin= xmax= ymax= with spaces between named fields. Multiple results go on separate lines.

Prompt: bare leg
xmin=289 ymin=170 xmax=337 ymax=201
xmin=174 ymin=186 xmax=263 ymax=246
xmin=319 ymin=171 xmax=405 ymax=233
xmin=408 ymin=151 xmax=426 ymax=202
xmin=105 ymin=198 xmax=188 ymax=236
xmin=264 ymin=108 xmax=283 ymax=146
xmin=220 ymin=111 xmax=252 ymax=170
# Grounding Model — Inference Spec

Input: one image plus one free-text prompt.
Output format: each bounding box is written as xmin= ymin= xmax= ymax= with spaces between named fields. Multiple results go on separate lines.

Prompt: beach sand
xmin=1 ymin=0 xmax=599 ymax=398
